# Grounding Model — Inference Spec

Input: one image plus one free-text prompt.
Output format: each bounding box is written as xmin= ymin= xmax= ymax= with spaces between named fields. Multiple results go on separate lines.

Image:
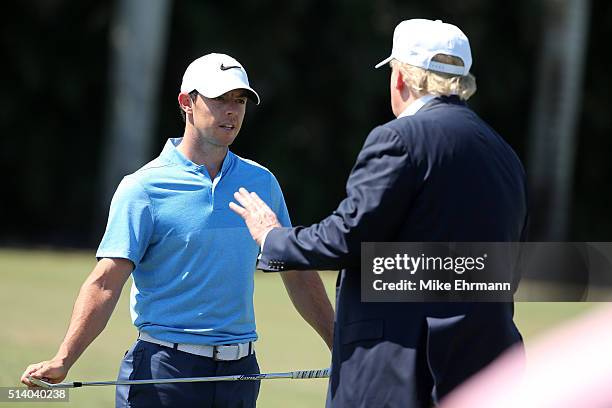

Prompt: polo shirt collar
xmin=160 ymin=138 xmax=235 ymax=174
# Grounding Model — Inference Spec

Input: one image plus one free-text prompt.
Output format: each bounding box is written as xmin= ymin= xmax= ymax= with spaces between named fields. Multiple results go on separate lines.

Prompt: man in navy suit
xmin=230 ymin=19 xmax=528 ymax=407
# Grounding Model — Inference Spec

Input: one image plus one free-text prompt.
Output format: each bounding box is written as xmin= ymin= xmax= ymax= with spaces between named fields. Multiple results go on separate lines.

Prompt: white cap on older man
xmin=374 ymin=19 xmax=472 ymax=76
xmin=181 ymin=53 xmax=260 ymax=105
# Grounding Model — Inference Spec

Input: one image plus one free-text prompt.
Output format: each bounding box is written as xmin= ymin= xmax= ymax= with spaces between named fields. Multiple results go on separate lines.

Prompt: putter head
xmin=28 ymin=376 xmax=53 ymax=388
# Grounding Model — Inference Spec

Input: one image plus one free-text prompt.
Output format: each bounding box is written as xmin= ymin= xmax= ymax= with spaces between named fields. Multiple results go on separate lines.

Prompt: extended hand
xmin=229 ymin=187 xmax=281 ymax=247
xmin=21 ymin=359 xmax=69 ymax=388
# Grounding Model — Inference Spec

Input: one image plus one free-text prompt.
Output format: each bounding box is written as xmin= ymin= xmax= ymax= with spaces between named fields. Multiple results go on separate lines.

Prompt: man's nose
xmin=225 ymin=103 xmax=237 ymax=116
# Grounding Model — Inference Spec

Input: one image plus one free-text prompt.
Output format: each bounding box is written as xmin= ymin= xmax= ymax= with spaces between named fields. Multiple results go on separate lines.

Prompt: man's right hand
xmin=229 ymin=187 xmax=281 ymax=247
xmin=19 ymin=257 xmax=133 ymax=388
xmin=21 ymin=358 xmax=69 ymax=387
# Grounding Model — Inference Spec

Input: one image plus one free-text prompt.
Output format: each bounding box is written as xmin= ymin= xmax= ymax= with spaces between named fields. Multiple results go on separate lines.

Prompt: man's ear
xmin=178 ymin=92 xmax=194 ymax=114
xmin=395 ymin=69 xmax=405 ymax=91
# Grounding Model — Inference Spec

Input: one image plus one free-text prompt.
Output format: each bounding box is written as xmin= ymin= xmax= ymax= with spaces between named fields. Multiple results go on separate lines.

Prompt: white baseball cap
xmin=374 ymin=19 xmax=472 ymax=76
xmin=180 ymin=53 xmax=260 ymax=105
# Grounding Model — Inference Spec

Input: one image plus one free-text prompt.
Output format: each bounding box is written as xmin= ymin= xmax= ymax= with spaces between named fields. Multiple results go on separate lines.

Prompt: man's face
xmin=191 ymin=89 xmax=248 ymax=147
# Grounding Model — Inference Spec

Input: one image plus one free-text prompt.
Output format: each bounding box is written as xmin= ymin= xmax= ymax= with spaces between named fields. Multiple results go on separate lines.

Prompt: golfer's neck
xmin=178 ymin=130 xmax=228 ymax=179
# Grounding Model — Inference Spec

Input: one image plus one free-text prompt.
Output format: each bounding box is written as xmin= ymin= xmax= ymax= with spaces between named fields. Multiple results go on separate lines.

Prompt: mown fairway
xmin=0 ymin=249 xmax=598 ymax=407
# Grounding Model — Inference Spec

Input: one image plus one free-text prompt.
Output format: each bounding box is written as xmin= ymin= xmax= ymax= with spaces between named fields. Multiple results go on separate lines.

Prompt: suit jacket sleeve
xmin=258 ymin=125 xmax=416 ymax=272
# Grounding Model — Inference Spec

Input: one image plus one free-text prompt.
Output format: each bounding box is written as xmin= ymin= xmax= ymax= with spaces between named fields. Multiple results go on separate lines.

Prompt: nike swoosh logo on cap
xmin=220 ymin=63 xmax=241 ymax=71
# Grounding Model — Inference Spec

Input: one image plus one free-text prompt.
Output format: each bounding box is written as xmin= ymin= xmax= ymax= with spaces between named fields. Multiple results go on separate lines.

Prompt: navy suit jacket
xmin=258 ymin=97 xmax=528 ymax=407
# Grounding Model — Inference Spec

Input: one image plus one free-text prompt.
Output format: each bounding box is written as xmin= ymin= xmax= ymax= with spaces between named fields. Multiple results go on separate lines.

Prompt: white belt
xmin=138 ymin=332 xmax=254 ymax=361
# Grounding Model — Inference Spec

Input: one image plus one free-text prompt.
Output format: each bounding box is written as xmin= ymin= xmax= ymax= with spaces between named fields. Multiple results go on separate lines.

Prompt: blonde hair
xmin=390 ymin=54 xmax=477 ymax=100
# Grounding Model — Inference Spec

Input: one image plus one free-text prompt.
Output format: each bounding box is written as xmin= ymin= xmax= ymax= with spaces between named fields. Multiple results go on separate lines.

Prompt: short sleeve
xmin=96 ymin=176 xmax=155 ymax=266
xmin=269 ymin=174 xmax=292 ymax=228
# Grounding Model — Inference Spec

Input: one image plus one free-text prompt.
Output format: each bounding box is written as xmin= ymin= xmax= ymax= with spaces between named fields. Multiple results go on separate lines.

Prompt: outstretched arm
xmin=21 ymin=257 xmax=132 ymax=387
xmin=230 ymin=127 xmax=414 ymax=272
xmin=281 ymin=270 xmax=334 ymax=350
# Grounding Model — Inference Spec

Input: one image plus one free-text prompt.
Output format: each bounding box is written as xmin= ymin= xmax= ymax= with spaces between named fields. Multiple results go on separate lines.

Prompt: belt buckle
xmin=213 ymin=345 xmax=240 ymax=361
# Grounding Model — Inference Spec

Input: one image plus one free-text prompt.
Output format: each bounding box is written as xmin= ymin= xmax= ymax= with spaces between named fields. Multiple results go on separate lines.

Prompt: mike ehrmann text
xmin=372 ymin=279 xmax=511 ymax=291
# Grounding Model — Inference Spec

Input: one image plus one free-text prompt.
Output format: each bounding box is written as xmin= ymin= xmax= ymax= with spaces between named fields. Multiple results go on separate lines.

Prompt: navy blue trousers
xmin=115 ymin=340 xmax=260 ymax=408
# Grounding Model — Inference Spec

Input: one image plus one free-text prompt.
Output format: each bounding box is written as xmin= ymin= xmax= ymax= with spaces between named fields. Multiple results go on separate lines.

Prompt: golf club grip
xmin=291 ymin=368 xmax=330 ymax=379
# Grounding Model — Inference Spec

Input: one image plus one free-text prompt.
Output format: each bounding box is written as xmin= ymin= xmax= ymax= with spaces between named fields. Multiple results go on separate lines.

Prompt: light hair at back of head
xmin=391 ymin=54 xmax=477 ymax=100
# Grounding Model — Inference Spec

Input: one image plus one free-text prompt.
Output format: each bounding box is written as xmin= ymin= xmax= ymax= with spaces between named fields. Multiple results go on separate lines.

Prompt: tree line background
xmin=1 ymin=0 xmax=610 ymax=248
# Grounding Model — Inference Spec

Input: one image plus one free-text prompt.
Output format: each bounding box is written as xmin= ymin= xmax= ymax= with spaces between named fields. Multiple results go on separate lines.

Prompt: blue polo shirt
xmin=96 ymin=138 xmax=291 ymax=345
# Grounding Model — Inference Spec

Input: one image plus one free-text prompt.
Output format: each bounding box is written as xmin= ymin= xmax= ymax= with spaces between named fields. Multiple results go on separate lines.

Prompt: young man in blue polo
xmin=21 ymin=53 xmax=334 ymax=407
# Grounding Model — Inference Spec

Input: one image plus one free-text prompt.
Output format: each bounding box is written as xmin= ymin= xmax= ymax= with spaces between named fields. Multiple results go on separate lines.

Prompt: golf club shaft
xmin=30 ymin=368 xmax=330 ymax=389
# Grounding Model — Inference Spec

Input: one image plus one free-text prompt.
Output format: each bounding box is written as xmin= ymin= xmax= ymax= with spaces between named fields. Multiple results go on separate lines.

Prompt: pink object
xmin=440 ymin=305 xmax=612 ymax=408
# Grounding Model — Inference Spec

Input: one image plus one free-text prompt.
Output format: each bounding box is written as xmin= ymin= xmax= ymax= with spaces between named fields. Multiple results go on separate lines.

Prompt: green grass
xmin=0 ymin=249 xmax=599 ymax=407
